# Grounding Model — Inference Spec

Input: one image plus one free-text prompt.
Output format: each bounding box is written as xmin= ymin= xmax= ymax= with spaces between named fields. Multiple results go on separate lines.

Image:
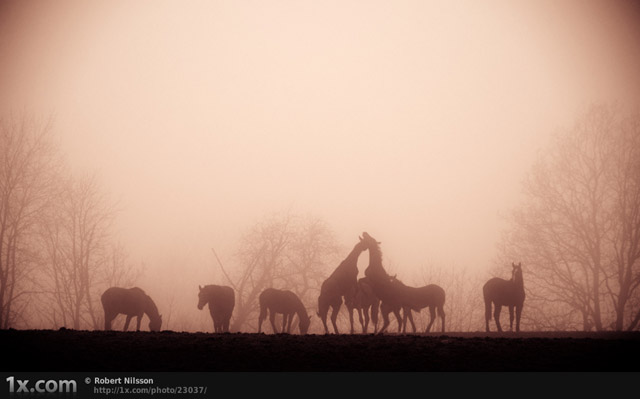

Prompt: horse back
xmin=208 ymin=285 xmax=235 ymax=312
xmin=483 ymin=278 xmax=523 ymax=305
xmin=101 ymin=287 xmax=147 ymax=316
xmin=261 ymin=288 xmax=302 ymax=313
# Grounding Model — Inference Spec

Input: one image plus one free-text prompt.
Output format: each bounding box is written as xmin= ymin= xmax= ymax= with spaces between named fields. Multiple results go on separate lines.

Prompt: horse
xmin=197 ymin=284 xmax=235 ymax=333
xmin=344 ymin=277 xmax=380 ymax=334
xmin=101 ymin=287 xmax=162 ymax=332
xmin=389 ymin=277 xmax=446 ymax=333
xmin=317 ymin=235 xmax=368 ymax=334
xmin=259 ymin=288 xmax=311 ymax=334
xmin=378 ymin=300 xmax=404 ymax=333
xmin=483 ymin=262 xmax=525 ymax=332
xmin=360 ymin=232 xmax=405 ymax=334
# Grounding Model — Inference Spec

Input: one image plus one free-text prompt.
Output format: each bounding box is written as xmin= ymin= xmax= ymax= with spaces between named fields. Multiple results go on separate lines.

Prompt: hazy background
xmin=1 ymin=0 xmax=639 ymax=331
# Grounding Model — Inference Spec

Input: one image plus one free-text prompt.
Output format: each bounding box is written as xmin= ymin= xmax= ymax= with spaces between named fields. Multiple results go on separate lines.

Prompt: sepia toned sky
xmin=2 ymin=0 xmax=640 ymax=282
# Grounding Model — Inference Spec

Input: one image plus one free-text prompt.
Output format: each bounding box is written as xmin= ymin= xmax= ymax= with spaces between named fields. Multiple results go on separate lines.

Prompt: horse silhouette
xmin=317 ymin=235 xmax=368 ymax=334
xmin=361 ymin=232 xmax=405 ymax=334
xmin=197 ymin=284 xmax=235 ymax=333
xmin=379 ymin=300 xmax=404 ymax=333
xmin=344 ymin=277 xmax=380 ymax=334
xmin=101 ymin=287 xmax=162 ymax=332
xmin=258 ymin=288 xmax=311 ymax=334
xmin=483 ymin=262 xmax=525 ymax=332
xmin=388 ymin=277 xmax=446 ymax=333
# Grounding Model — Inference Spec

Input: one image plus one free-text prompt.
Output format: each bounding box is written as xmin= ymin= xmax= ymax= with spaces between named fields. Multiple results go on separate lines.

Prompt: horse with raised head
xmin=344 ymin=277 xmax=380 ymax=334
xmin=197 ymin=284 xmax=235 ymax=333
xmin=317 ymin=235 xmax=368 ymax=334
xmin=483 ymin=262 xmax=525 ymax=332
xmin=259 ymin=288 xmax=311 ymax=334
xmin=101 ymin=287 xmax=162 ymax=332
xmin=360 ymin=232 xmax=405 ymax=334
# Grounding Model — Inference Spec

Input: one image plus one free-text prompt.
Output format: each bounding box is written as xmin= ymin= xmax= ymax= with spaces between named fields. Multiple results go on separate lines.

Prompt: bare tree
xmin=39 ymin=174 xmax=120 ymax=330
xmin=499 ymin=104 xmax=640 ymax=331
xmin=217 ymin=212 xmax=341 ymax=332
xmin=0 ymin=115 xmax=58 ymax=328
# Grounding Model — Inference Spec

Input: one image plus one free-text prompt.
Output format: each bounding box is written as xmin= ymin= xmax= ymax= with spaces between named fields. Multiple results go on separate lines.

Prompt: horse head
xmin=149 ymin=314 xmax=162 ymax=332
xmin=512 ymin=262 xmax=523 ymax=283
xmin=299 ymin=315 xmax=312 ymax=335
xmin=197 ymin=285 xmax=207 ymax=310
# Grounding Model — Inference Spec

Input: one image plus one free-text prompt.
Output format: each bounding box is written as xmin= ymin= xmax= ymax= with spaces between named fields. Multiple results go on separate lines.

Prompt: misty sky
xmin=2 ymin=0 xmax=639 ymax=283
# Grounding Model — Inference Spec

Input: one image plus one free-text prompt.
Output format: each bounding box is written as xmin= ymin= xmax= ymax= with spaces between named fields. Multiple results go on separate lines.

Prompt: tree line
xmin=2 ymin=104 xmax=638 ymax=332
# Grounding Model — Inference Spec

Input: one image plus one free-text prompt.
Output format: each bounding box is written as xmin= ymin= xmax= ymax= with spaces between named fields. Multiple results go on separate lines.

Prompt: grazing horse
xmin=344 ymin=277 xmax=380 ymax=334
xmin=317 ymin=235 xmax=368 ymax=334
xmin=483 ymin=262 xmax=525 ymax=332
xmin=197 ymin=284 xmax=235 ymax=333
xmin=259 ymin=288 xmax=311 ymax=334
xmin=389 ymin=277 xmax=446 ymax=333
xmin=101 ymin=287 xmax=162 ymax=332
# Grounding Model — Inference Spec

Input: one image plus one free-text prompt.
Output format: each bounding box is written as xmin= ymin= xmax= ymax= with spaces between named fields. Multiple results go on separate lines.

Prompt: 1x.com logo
xmin=6 ymin=376 xmax=77 ymax=394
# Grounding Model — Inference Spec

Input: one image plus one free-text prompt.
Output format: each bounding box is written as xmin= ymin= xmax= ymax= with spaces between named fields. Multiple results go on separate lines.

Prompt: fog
xmin=2 ymin=0 xmax=639 ymax=331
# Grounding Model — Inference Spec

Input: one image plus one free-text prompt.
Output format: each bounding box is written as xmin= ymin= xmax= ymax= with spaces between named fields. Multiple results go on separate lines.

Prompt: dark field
xmin=1 ymin=329 xmax=639 ymax=372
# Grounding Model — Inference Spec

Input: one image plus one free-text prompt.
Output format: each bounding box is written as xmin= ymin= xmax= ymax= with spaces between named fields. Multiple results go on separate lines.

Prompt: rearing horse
xmin=101 ymin=287 xmax=162 ymax=332
xmin=483 ymin=262 xmax=525 ymax=332
xmin=317 ymin=235 xmax=368 ymax=334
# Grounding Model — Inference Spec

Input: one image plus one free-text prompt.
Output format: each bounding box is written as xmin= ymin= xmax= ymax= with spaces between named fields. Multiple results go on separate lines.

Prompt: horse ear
xmin=199 ymin=285 xmax=202 ymax=291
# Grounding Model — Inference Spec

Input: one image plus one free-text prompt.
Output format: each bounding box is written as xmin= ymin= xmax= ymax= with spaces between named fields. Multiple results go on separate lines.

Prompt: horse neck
xmin=343 ymin=243 xmax=365 ymax=266
xmin=365 ymin=243 xmax=388 ymax=280
xmin=512 ymin=273 xmax=524 ymax=292
xmin=144 ymin=296 xmax=160 ymax=321
xmin=294 ymin=302 xmax=308 ymax=320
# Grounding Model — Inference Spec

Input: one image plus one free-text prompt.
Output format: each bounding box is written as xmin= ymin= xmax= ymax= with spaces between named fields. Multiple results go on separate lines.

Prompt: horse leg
xmin=318 ymin=299 xmax=330 ymax=334
xmin=394 ymin=309 xmax=403 ymax=333
xmin=282 ymin=313 xmax=288 ymax=334
xmin=485 ymin=298 xmax=492 ymax=332
xmin=123 ymin=315 xmax=132 ymax=332
xmin=269 ymin=311 xmax=279 ymax=334
xmin=347 ymin=305 xmax=355 ymax=334
xmin=136 ymin=314 xmax=142 ymax=331
xmin=330 ymin=303 xmax=340 ymax=334
xmin=379 ymin=306 xmax=390 ymax=334
xmin=494 ymin=305 xmax=503 ymax=332
xmin=286 ymin=313 xmax=294 ymax=334
xmin=372 ymin=301 xmax=380 ymax=333
xmin=426 ymin=306 xmax=436 ymax=333
xmin=104 ymin=311 xmax=114 ymax=331
xmin=258 ymin=303 xmax=268 ymax=333
xmin=515 ymin=304 xmax=523 ymax=333
xmin=361 ymin=308 xmax=368 ymax=334
xmin=406 ymin=308 xmax=417 ymax=333
xmin=509 ymin=305 xmax=515 ymax=332
xmin=439 ymin=305 xmax=446 ymax=333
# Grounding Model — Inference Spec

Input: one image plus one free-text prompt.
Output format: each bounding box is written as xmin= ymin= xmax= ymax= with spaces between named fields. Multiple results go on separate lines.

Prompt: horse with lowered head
xmin=259 ymin=288 xmax=311 ymax=334
xmin=198 ymin=284 xmax=235 ymax=333
xmin=391 ymin=277 xmax=446 ymax=333
xmin=101 ymin=287 xmax=162 ymax=332
xmin=483 ymin=262 xmax=525 ymax=332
